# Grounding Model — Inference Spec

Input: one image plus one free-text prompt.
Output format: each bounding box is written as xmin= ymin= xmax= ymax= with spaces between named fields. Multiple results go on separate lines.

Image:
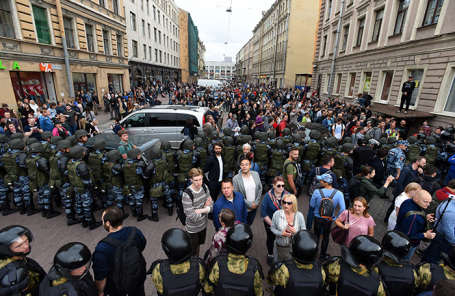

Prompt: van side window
xmin=148 ymin=113 xmax=176 ymax=127
xmin=176 ymin=115 xmax=200 ymax=127
xmin=124 ymin=113 xmax=145 ymax=127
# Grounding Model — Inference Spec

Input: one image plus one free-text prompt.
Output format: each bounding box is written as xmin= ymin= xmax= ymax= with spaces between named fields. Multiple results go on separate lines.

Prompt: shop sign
xmin=51 ymin=64 xmax=63 ymax=70
xmin=40 ymin=63 xmax=53 ymax=72
xmin=0 ymin=60 xmax=20 ymax=70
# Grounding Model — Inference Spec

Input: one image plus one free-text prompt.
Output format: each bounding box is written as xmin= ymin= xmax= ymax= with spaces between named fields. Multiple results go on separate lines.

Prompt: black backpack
xmin=348 ymin=175 xmax=361 ymax=200
xmin=176 ymin=184 xmax=208 ymax=225
xmin=318 ymin=189 xmax=337 ymax=219
xmin=101 ymin=227 xmax=146 ymax=294
xmin=308 ymin=167 xmax=332 ymax=197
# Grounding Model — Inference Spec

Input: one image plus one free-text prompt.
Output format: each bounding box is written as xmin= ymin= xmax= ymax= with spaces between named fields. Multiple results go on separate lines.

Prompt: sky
xmin=175 ymin=0 xmax=276 ymax=62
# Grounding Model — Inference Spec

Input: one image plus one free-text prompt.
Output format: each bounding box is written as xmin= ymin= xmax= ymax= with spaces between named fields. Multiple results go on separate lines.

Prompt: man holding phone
xmin=24 ymin=117 xmax=43 ymax=140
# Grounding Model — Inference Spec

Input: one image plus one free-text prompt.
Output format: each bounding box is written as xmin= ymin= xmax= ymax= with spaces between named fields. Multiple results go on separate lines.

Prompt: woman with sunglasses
xmin=358 ymin=166 xmax=395 ymax=204
xmin=260 ymin=177 xmax=288 ymax=266
xmin=271 ymin=194 xmax=306 ymax=262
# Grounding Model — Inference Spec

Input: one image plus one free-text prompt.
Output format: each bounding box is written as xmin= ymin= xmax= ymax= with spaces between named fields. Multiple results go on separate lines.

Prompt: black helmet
xmin=260 ymin=132 xmax=268 ymax=142
xmin=106 ymin=150 xmax=120 ymax=162
xmin=74 ymin=129 xmax=88 ymax=140
xmin=441 ymin=131 xmax=453 ymax=142
xmin=127 ymin=148 xmax=142 ymax=159
xmin=29 ymin=142 xmax=44 ymax=153
xmin=93 ymin=139 xmax=106 ymax=151
xmin=357 ymin=137 xmax=368 ymax=146
xmin=441 ymin=247 xmax=455 ymax=271
xmin=342 ymin=143 xmax=354 ymax=154
xmin=446 ymin=143 xmax=455 ymax=154
xmin=9 ymin=139 xmax=25 ymax=150
xmin=364 ymin=134 xmax=373 ymax=142
xmin=226 ymin=224 xmax=253 ymax=255
xmin=197 ymin=132 xmax=206 ymax=140
xmin=0 ymin=134 xmax=8 ymax=143
xmin=343 ymin=137 xmax=352 ymax=145
xmin=433 ymin=134 xmax=442 ymax=142
xmin=195 ymin=137 xmax=204 ymax=148
xmin=25 ymin=137 xmax=39 ymax=146
xmin=69 ymin=146 xmax=85 ymax=160
xmin=293 ymin=133 xmax=303 ymax=143
xmin=267 ymin=131 xmax=276 ymax=139
xmin=41 ymin=131 xmax=53 ymax=140
xmin=253 ymin=131 xmax=261 ymax=141
xmin=379 ymin=137 xmax=387 ymax=145
xmin=54 ymin=242 xmax=92 ymax=280
xmin=10 ymin=133 xmax=24 ymax=140
xmin=160 ymin=140 xmax=171 ymax=151
xmin=381 ymin=230 xmax=411 ymax=264
xmin=0 ymin=225 xmax=33 ymax=257
xmin=210 ymin=131 xmax=219 ymax=141
xmin=325 ymin=137 xmax=337 ymax=148
xmin=426 ymin=135 xmax=437 ymax=144
xmin=50 ymin=136 xmax=63 ymax=145
xmin=309 ymin=130 xmax=321 ymax=140
xmin=407 ymin=136 xmax=418 ymax=144
xmin=241 ymin=135 xmax=252 ymax=145
xmin=66 ymin=135 xmax=77 ymax=146
xmin=240 ymin=125 xmax=249 ymax=135
xmin=445 ymin=126 xmax=455 ymax=135
xmin=282 ymin=128 xmax=291 ymax=137
xmin=342 ymin=235 xmax=383 ymax=268
xmin=182 ymin=140 xmax=194 ymax=150
xmin=224 ymin=136 xmax=234 ymax=147
xmin=223 ymin=127 xmax=232 ymax=136
xmin=57 ymin=140 xmax=72 ymax=150
xmin=275 ymin=138 xmax=284 ymax=149
xmin=387 ymin=137 xmax=397 ymax=144
xmin=161 ymin=228 xmax=192 ymax=264
xmin=149 ymin=146 xmax=162 ymax=159
xmin=417 ymin=133 xmax=426 ymax=141
xmin=291 ymin=230 xmax=318 ymax=264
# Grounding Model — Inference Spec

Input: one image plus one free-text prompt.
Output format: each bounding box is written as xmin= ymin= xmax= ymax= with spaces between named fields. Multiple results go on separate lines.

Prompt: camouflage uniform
xmin=417 ymin=263 xmax=455 ymax=291
xmin=204 ymin=253 xmax=264 ymax=295
xmin=385 ymin=147 xmax=406 ymax=179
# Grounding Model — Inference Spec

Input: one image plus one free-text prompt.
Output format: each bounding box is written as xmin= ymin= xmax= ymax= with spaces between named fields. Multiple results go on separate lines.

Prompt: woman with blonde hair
xmin=271 ymin=194 xmax=306 ymax=262
xmin=335 ymin=197 xmax=375 ymax=246
xmin=387 ymin=182 xmax=422 ymax=230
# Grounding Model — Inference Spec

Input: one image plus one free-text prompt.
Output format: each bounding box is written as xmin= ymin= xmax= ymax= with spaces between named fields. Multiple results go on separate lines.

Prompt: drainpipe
xmin=55 ymin=0 xmax=74 ymax=98
xmin=281 ymin=0 xmax=291 ymax=88
xmin=327 ymin=0 xmax=345 ymax=100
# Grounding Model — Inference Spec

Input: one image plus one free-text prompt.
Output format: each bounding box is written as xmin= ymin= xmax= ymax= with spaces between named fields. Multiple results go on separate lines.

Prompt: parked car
xmin=103 ymin=105 xmax=211 ymax=149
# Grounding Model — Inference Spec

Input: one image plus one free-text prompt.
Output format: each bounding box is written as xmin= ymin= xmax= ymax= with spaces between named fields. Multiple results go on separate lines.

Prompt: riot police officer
xmin=0 ymin=135 xmax=13 ymax=215
xmin=143 ymin=147 xmax=173 ymax=222
xmin=194 ymin=137 xmax=208 ymax=170
xmin=87 ymin=139 xmax=107 ymax=210
xmin=67 ymin=146 xmax=102 ymax=230
xmin=27 ymin=142 xmax=61 ymax=219
xmin=325 ymin=235 xmax=386 ymax=296
xmin=302 ymin=130 xmax=321 ymax=183
xmin=253 ymin=132 xmax=270 ymax=184
xmin=39 ymin=242 xmax=97 ymax=296
xmin=268 ymin=230 xmax=326 ymax=295
xmin=385 ymin=140 xmax=408 ymax=180
xmin=39 ymin=131 xmax=54 ymax=160
xmin=176 ymin=140 xmax=200 ymax=197
xmin=161 ymin=140 xmax=177 ymax=193
xmin=267 ymin=139 xmax=287 ymax=186
xmin=377 ymin=230 xmax=417 ymax=296
xmin=222 ymin=136 xmax=236 ymax=178
xmin=123 ymin=148 xmax=148 ymax=221
xmin=417 ymin=247 xmax=455 ymax=291
xmin=74 ymin=130 xmax=89 ymax=147
xmin=204 ymin=223 xmax=264 ymax=295
xmin=149 ymin=228 xmax=206 ymax=296
xmin=423 ymin=135 xmax=440 ymax=166
xmin=0 ymin=225 xmax=46 ymax=296
xmin=103 ymin=150 xmax=128 ymax=218
xmin=333 ymin=143 xmax=354 ymax=203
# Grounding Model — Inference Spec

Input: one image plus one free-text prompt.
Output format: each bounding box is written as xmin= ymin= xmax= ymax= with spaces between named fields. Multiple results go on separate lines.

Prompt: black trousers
xmin=206 ymin=180 xmax=221 ymax=202
xmin=264 ymin=221 xmax=276 ymax=256
xmin=399 ymin=94 xmax=412 ymax=111
xmin=314 ymin=217 xmax=332 ymax=256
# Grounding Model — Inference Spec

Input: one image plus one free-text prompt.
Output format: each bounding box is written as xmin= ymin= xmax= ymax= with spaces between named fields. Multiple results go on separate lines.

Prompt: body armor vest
xmin=103 ymin=163 xmax=124 ymax=188
xmin=426 ymin=264 xmax=447 ymax=291
xmin=377 ymin=260 xmax=415 ymax=296
xmin=41 ymin=143 xmax=54 ymax=161
xmin=223 ymin=146 xmax=235 ymax=173
xmin=271 ymin=150 xmax=285 ymax=172
xmin=123 ymin=161 xmax=143 ymax=187
xmin=179 ymin=152 xmax=194 ymax=174
xmin=160 ymin=258 xmax=201 ymax=296
xmin=424 ymin=145 xmax=439 ymax=166
xmin=274 ymin=260 xmax=323 ymax=296
xmin=337 ymin=261 xmax=380 ymax=296
xmin=406 ymin=144 xmax=421 ymax=165
xmin=151 ymin=158 xmax=168 ymax=184
xmin=26 ymin=155 xmax=48 ymax=188
xmin=333 ymin=154 xmax=348 ymax=179
xmin=3 ymin=151 xmax=26 ymax=183
xmin=254 ymin=143 xmax=268 ymax=163
xmin=213 ymin=255 xmax=259 ymax=296
xmin=67 ymin=160 xmax=85 ymax=189
xmin=163 ymin=151 xmax=176 ymax=174
xmin=49 ymin=154 xmax=62 ymax=182
xmin=196 ymin=147 xmax=207 ymax=169
xmin=305 ymin=142 xmax=320 ymax=161
xmin=87 ymin=152 xmax=104 ymax=181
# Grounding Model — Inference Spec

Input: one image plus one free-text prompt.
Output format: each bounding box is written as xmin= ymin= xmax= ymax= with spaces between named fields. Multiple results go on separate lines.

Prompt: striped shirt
xmin=182 ymin=184 xmax=213 ymax=233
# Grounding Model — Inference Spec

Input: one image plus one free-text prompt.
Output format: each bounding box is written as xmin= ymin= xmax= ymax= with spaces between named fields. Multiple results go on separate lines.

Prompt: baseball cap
xmin=409 ymin=75 xmax=413 ymax=78
xmin=397 ymin=140 xmax=409 ymax=146
xmin=317 ymin=173 xmax=333 ymax=184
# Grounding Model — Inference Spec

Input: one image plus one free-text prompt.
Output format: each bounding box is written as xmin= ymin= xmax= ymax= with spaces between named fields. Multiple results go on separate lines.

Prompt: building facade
xmin=0 ymin=0 xmax=130 ymax=108
xmin=312 ymin=0 xmax=455 ymax=126
xmin=235 ymin=37 xmax=254 ymax=82
xmin=124 ymin=0 xmax=181 ymax=86
xmin=204 ymin=59 xmax=236 ymax=80
xmin=236 ymin=0 xmax=320 ymax=88
xmin=198 ymin=38 xmax=206 ymax=78
xmin=179 ymin=9 xmax=198 ymax=83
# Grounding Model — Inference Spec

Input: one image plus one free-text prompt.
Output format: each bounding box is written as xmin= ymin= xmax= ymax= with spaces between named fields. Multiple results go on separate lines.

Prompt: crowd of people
xmin=1 ymin=81 xmax=455 ymax=295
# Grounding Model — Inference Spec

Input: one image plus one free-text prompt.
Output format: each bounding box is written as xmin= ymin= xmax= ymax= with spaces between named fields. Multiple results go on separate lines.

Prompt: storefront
xmin=108 ymin=74 xmax=124 ymax=93
xmin=72 ymin=73 xmax=97 ymax=96
xmin=129 ymin=61 xmax=181 ymax=87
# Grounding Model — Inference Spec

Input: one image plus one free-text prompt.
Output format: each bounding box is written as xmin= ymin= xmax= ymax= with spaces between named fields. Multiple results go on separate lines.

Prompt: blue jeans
xmin=246 ymin=208 xmax=257 ymax=226
xmin=422 ymin=233 xmax=453 ymax=264
xmin=307 ymin=206 xmax=315 ymax=230
xmin=69 ymin=124 xmax=77 ymax=136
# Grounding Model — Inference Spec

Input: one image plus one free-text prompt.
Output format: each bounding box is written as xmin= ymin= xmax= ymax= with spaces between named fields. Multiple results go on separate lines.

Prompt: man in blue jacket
xmin=212 ymin=178 xmax=247 ymax=231
xmin=395 ymin=190 xmax=435 ymax=260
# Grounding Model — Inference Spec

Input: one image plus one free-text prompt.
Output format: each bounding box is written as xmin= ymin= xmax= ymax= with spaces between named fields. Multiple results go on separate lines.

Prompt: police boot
xmin=168 ymin=207 xmax=173 ymax=216
xmin=88 ymin=219 xmax=103 ymax=230
xmin=136 ymin=212 xmax=148 ymax=222
xmin=41 ymin=208 xmax=46 ymax=218
xmin=46 ymin=208 xmax=61 ymax=219
xmin=66 ymin=213 xmax=81 ymax=226
xmin=131 ymin=208 xmax=138 ymax=217
xmin=82 ymin=219 xmax=88 ymax=228
xmin=148 ymin=213 xmax=159 ymax=222
xmin=121 ymin=207 xmax=129 ymax=219
xmin=19 ymin=205 xmax=27 ymax=215
xmin=26 ymin=202 xmax=40 ymax=216
xmin=2 ymin=204 xmax=19 ymax=216
xmin=54 ymin=195 xmax=62 ymax=208
xmin=92 ymin=201 xmax=103 ymax=212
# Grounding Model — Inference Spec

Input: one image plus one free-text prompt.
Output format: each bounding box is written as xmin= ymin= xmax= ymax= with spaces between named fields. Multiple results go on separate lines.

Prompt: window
xmin=142 ymin=19 xmax=145 ymax=36
xmin=63 ymin=17 xmax=75 ymax=49
xmin=33 ymin=6 xmax=51 ymax=44
xmin=159 ymin=31 xmax=161 ymax=44
xmin=158 ymin=11 xmax=160 ymax=23
xmin=146 ymin=0 xmax=149 ymax=15
xmin=130 ymin=12 xmax=136 ymax=31
xmin=342 ymin=25 xmax=349 ymax=51
xmin=132 ymin=40 xmax=138 ymax=57
xmin=327 ymin=0 xmax=332 ymax=20
xmin=394 ymin=0 xmax=409 ymax=35
xmin=153 ymin=6 xmax=156 ymax=20
xmin=143 ymin=44 xmax=146 ymax=59
xmin=85 ymin=24 xmax=94 ymax=52
xmin=335 ymin=73 xmax=342 ymax=94
xmin=148 ymin=23 xmax=151 ymax=38
xmin=409 ymin=69 xmax=424 ymax=106
xmin=0 ymin=0 xmax=15 ymax=38
xmin=322 ymin=35 xmax=327 ymax=57
xmin=423 ymin=0 xmax=444 ymax=26
xmin=99 ymin=0 xmax=105 ymax=7
xmin=154 ymin=27 xmax=157 ymax=41
xmin=116 ymin=34 xmax=122 ymax=57
xmin=372 ymin=9 xmax=384 ymax=42
xmin=159 ymin=50 xmax=162 ymax=63
xmin=444 ymin=75 xmax=455 ymax=113
xmin=113 ymin=0 xmax=119 ymax=14
xmin=379 ymin=71 xmax=394 ymax=101
xmin=176 ymin=115 xmax=200 ymax=127
xmin=149 ymin=113 xmax=175 ymax=127
xmin=363 ymin=72 xmax=372 ymax=93
xmin=103 ymin=30 xmax=110 ymax=55
xmin=141 ymin=0 xmax=144 ymax=10
xmin=124 ymin=113 xmax=145 ymax=127
xmin=149 ymin=46 xmax=151 ymax=60
xmin=347 ymin=73 xmax=356 ymax=96
xmin=155 ymin=48 xmax=158 ymax=61
xmin=356 ymin=18 xmax=365 ymax=47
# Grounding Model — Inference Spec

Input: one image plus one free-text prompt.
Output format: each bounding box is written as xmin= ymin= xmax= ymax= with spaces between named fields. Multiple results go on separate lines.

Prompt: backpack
xmin=348 ymin=175 xmax=361 ymax=200
xmin=284 ymin=161 xmax=304 ymax=188
xmin=101 ymin=227 xmax=146 ymax=294
xmin=417 ymin=176 xmax=437 ymax=195
xmin=308 ymin=167 xmax=332 ymax=197
xmin=318 ymin=189 xmax=337 ymax=219
xmin=176 ymin=184 xmax=208 ymax=225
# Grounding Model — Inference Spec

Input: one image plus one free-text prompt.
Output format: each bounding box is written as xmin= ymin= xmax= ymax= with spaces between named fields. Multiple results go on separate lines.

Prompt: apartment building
xmin=0 ymin=0 xmax=130 ymax=107
xmin=204 ymin=58 xmax=236 ymax=80
xmin=236 ymin=0 xmax=320 ymax=87
xmin=312 ymin=0 xmax=455 ymax=126
xmin=179 ymin=9 xmax=198 ymax=83
xmin=198 ymin=38 xmax=206 ymax=78
xmin=125 ymin=0 xmax=181 ymax=85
